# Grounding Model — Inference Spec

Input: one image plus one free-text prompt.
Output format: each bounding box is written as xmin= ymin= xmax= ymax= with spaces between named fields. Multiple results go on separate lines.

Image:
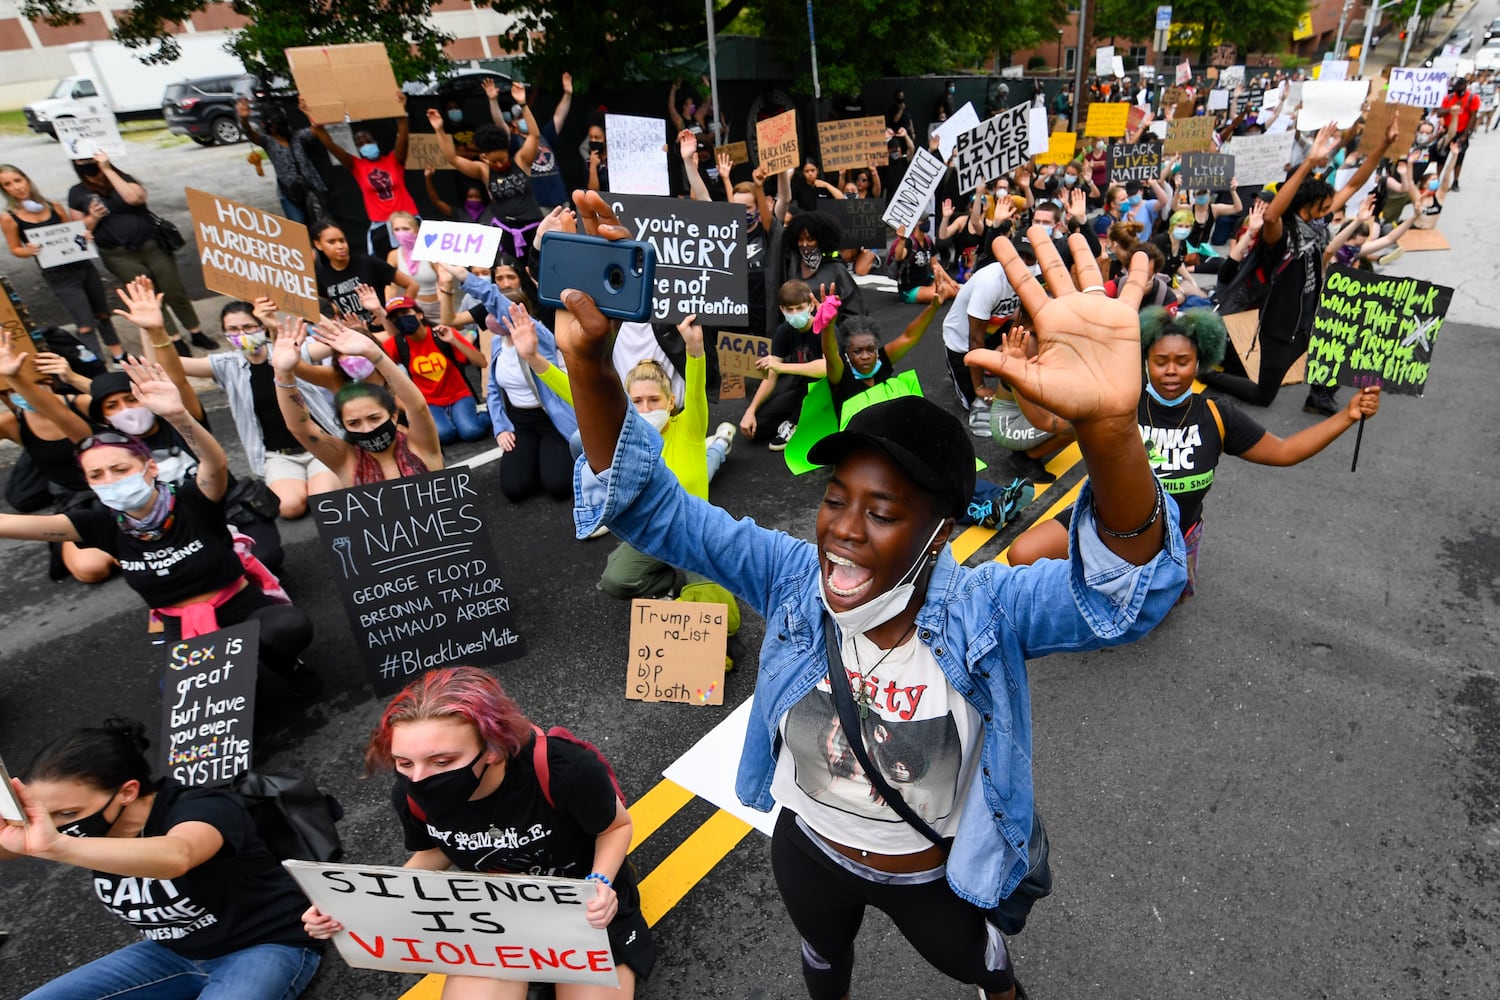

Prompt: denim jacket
xmin=462 ymin=274 xmax=579 ymax=438
xmin=575 ymin=411 xmax=1187 ymax=908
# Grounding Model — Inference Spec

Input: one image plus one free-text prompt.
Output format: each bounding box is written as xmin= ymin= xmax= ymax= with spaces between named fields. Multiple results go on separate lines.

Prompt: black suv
xmin=163 ymin=74 xmax=258 ymax=145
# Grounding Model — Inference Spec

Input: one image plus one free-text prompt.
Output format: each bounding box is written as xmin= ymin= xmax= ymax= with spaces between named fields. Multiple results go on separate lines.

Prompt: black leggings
xmin=770 ymin=811 xmax=1014 ymax=1000
xmin=1202 ymin=330 xmax=1307 ymax=407
xmin=158 ymin=584 xmax=313 ymax=678
xmin=499 ymin=402 xmax=572 ymax=502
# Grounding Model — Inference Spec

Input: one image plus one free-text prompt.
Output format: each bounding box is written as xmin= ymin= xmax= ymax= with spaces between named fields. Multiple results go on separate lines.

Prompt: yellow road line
xmin=627 ymin=779 xmax=695 ymax=852
xmin=996 ymin=478 xmax=1086 ymax=565
xmin=952 ymin=442 xmax=1084 ymax=564
xmin=636 ymin=809 xmax=755 ymax=926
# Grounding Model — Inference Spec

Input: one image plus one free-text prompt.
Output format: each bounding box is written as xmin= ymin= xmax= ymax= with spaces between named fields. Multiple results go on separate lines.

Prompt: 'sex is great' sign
xmin=160 ymin=622 xmax=258 ymax=788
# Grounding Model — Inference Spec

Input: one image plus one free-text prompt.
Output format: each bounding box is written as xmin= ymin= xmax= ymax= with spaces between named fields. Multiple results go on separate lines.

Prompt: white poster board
xmin=1387 ymin=68 xmax=1450 ymax=108
xmin=953 ymin=105 xmax=1031 ymax=193
xmin=1319 ymin=59 xmax=1350 ymax=82
xmin=1297 ymin=80 xmax=1371 ymax=130
xmin=605 ymin=114 xmax=669 ymax=196
xmin=26 ymin=221 xmax=97 ymax=268
xmin=1096 ymin=46 xmax=1115 ymax=77
xmin=1224 ymin=131 xmax=1295 ymax=185
xmin=410 ymin=220 xmax=507 ymax=268
xmin=1027 ymin=107 xmax=1051 ymax=156
xmin=934 ymin=101 xmax=980 ymax=159
xmin=880 ymin=148 xmax=945 ymax=233
xmin=54 ymin=113 xmax=126 ymax=159
xmin=283 ymin=861 xmax=618 ymax=986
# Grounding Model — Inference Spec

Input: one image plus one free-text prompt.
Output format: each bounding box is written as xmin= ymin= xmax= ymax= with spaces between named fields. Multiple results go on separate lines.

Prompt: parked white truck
xmin=24 ymin=33 xmax=246 ymax=138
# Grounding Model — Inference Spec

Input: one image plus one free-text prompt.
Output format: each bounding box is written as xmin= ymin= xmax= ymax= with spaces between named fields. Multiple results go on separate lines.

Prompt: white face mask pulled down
xmin=818 ymin=521 xmax=944 ymax=639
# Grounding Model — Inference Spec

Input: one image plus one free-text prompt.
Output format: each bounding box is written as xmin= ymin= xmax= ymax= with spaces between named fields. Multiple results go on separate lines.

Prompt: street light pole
xmin=1071 ymin=0 xmax=1090 ymax=132
xmin=1334 ymin=0 xmax=1354 ymax=59
xmin=1358 ymin=0 xmax=1396 ymax=78
xmin=1057 ymin=30 xmax=1064 ymax=77
xmin=1400 ymin=0 xmax=1423 ymax=65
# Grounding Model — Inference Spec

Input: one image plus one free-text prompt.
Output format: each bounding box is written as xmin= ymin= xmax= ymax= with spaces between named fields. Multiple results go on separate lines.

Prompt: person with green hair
xmin=1006 ymin=306 xmax=1382 ymax=596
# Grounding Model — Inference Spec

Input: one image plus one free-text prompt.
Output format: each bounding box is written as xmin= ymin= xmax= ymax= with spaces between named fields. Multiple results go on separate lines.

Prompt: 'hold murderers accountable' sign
xmin=160 ymin=622 xmax=258 ymax=788
xmin=312 ymin=468 xmax=524 ymax=691
xmin=186 ymin=189 xmax=320 ymax=321
xmin=1306 ymin=266 xmax=1452 ymax=396
xmin=606 ymin=194 xmax=748 ymax=326
xmin=283 ymin=861 xmax=617 ymax=986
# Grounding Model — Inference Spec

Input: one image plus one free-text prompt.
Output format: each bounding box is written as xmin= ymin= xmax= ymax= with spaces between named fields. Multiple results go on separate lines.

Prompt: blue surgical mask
xmin=1145 ymin=380 xmax=1193 ymax=407
xmin=358 ymin=143 xmax=381 ymax=161
xmin=1427 ymin=176 xmax=1441 ymax=192
xmin=848 ymin=356 xmax=883 ymax=379
xmin=515 ymin=119 xmax=529 ymax=135
xmin=20 ymin=198 xmax=45 ymax=213
xmin=8 ymin=394 xmax=34 ymax=413
xmin=1194 ymin=194 xmax=1211 ymax=206
xmin=447 ymin=109 xmax=463 ymax=123
xmin=1171 ymin=227 xmax=1192 ymax=241
xmin=93 ymin=471 xmax=156 ymax=512
xmin=1063 ymin=174 xmax=1079 ymax=186
xmin=1127 ymin=194 xmax=1143 ymax=208
xmin=783 ymin=309 xmax=813 ymax=330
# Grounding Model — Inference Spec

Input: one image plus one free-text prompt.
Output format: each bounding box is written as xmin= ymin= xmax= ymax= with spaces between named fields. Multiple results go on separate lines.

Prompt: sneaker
xmin=1451 ymin=180 xmax=1461 ymax=192
xmin=1005 ymin=451 xmax=1056 ymax=484
xmin=189 ymin=331 xmax=218 ymax=349
xmin=171 ymin=338 xmax=193 ymax=358
xmin=710 ymin=421 xmax=737 ymax=458
xmin=587 ymin=523 xmax=611 ymax=539
xmin=1303 ymin=386 xmax=1339 ymax=416
xmin=968 ymin=400 xmax=992 ymax=439
xmin=1376 ymin=247 xmax=1405 ymax=266
xmin=769 ymin=421 xmax=795 ymax=452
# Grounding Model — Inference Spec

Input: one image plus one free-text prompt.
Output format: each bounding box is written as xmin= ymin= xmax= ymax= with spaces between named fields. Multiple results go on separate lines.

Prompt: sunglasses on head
xmin=75 ymin=432 xmax=140 ymax=456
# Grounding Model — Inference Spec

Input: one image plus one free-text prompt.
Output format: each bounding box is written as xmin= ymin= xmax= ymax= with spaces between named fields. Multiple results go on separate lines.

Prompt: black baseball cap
xmin=807 ymin=396 xmax=975 ymax=518
xmin=87 ymin=371 xmax=132 ymax=425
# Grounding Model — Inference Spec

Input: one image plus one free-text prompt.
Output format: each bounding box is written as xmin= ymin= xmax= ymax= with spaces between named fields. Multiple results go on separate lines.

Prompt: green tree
xmin=1093 ymin=0 xmax=1308 ymax=64
xmin=19 ymin=0 xmax=450 ymax=80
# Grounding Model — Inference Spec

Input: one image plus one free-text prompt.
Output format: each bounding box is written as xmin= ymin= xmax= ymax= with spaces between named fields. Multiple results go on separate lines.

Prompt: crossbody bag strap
xmin=821 ymin=615 xmax=946 ymax=849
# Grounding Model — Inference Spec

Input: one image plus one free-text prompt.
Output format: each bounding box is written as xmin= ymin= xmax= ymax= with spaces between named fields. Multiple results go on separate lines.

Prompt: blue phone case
xmin=536 ymin=232 xmax=657 ymax=323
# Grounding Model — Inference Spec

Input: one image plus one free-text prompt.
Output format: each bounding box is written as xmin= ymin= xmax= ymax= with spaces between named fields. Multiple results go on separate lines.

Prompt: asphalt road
xmin=1 ymin=109 xmax=1498 ymax=1000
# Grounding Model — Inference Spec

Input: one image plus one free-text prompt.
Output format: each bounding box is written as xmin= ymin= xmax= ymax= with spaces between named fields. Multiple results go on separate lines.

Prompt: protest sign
xmin=286 ymin=43 xmax=403 ymax=122
xmin=817 ymin=116 xmax=887 ymax=171
xmin=627 ymin=598 xmax=727 ymax=705
xmin=756 ymin=109 xmax=800 ymax=173
xmin=1164 ymin=115 xmax=1216 ymax=154
xmin=1084 ymin=102 xmax=1131 ymax=137
xmin=25 ymin=221 xmax=97 ymax=268
xmin=1035 ymin=131 xmax=1078 ymax=167
xmin=1319 ymin=58 xmax=1350 ymax=82
xmin=606 ymin=194 xmax=748 ymax=326
xmin=1126 ymin=105 xmax=1148 ymax=135
xmin=718 ymin=372 xmax=745 ymax=400
xmin=1207 ymin=89 xmax=1230 ymax=111
xmin=1160 ymin=87 xmax=1194 ymax=118
xmin=1223 ymin=311 xmax=1306 ymax=385
xmin=283 ymin=861 xmax=616 ymax=986
xmin=934 ymin=102 xmax=980 ymax=158
xmin=0 ymin=755 xmax=26 ymax=824
xmin=311 ymin=468 xmax=524 ymax=692
xmin=1387 ymin=67 xmax=1450 ymax=108
xmin=1147 ymin=120 xmax=1168 ymax=139
xmin=604 ymin=114 xmax=668 ymax=196
xmin=1107 ymin=141 xmax=1162 ymax=183
xmin=1113 ymin=56 xmax=1127 ymax=78
xmin=160 ymin=621 xmax=258 ymax=788
xmin=825 ymin=197 xmax=887 ymax=250
xmin=1177 ymin=60 xmax=1192 ymax=85
xmin=187 ymin=188 xmax=320 ymax=321
xmin=953 ymin=106 xmax=1030 ymax=192
xmin=1297 ymin=80 xmax=1370 ymax=130
xmin=410 ymin=220 xmax=506 ymax=269
xmin=0 ymin=277 xmax=35 ymax=393
xmin=1360 ymin=99 xmax=1423 ymax=157
xmin=1220 ymin=65 xmax=1246 ymax=89
xmin=1027 ymin=107 xmax=1051 ymax=156
xmin=1180 ymin=152 xmax=1234 ymax=190
xmin=1306 ymin=266 xmax=1452 ymax=396
xmin=1224 ymin=131 xmax=1293 ymax=185
xmin=406 ymin=133 xmax=455 ymax=172
xmin=1096 ymin=46 xmax=1115 ymax=77
xmin=1431 ymin=56 xmax=1461 ymax=75
xmin=1140 ymin=65 xmax=1156 ymax=79
xmin=716 ymin=332 xmax=772 ymax=380
xmin=54 ymin=113 xmax=126 ymax=159
xmin=719 ymin=141 xmax=749 ymax=165
xmin=881 ymin=148 xmax=945 ymax=233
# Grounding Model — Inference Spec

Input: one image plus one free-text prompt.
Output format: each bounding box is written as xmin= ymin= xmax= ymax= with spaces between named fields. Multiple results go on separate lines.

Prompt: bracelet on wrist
xmin=274 ymin=379 xmax=297 ymax=389
xmin=1093 ymin=480 xmax=1164 ymax=540
xmin=149 ymin=339 xmax=172 ymax=349
xmin=584 ymin=872 xmax=611 ymax=886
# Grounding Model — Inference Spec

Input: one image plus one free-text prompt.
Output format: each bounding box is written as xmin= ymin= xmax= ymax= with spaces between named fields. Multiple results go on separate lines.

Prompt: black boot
xmin=1303 ymin=385 xmax=1339 ymax=416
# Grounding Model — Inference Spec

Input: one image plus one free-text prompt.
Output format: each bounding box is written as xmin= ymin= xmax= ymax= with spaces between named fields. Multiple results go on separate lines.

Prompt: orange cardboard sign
xmin=187 ymin=189 xmax=320 ymax=321
xmin=817 ymin=116 xmax=888 ymax=171
xmin=286 ymin=42 xmax=404 ymax=123
xmin=626 ymin=599 xmax=727 ymax=705
xmin=756 ymin=109 xmax=800 ymax=173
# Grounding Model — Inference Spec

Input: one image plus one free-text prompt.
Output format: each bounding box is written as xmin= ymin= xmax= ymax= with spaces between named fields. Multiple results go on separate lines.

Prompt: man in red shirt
xmin=1439 ymin=77 xmax=1482 ymax=191
xmin=379 ymin=297 xmax=492 ymax=444
xmin=306 ymin=91 xmax=420 ymax=256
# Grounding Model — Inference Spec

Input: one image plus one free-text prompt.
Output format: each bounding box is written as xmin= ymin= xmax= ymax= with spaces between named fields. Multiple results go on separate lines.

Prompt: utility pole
xmin=1400 ymin=0 xmax=1424 ymax=65
xmin=1334 ymin=0 xmax=1355 ymax=59
xmin=1072 ymin=0 xmax=1092 ymax=133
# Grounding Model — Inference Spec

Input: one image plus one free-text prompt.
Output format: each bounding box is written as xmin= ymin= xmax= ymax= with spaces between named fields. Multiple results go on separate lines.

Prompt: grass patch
xmin=0 ymin=109 xmax=29 ymax=136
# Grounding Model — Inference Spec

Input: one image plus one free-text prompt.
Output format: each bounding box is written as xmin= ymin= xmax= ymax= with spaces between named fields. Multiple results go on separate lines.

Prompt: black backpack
xmin=231 ymin=769 xmax=344 ymax=862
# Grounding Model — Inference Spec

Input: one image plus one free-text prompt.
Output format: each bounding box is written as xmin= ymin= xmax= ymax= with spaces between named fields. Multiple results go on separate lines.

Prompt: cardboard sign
xmin=286 ymin=43 xmax=403 ymax=122
xmin=1096 ymin=46 xmax=1115 ymax=77
xmin=311 ymin=468 xmax=524 ymax=693
xmin=1297 ymin=80 xmax=1370 ymax=130
xmin=1224 ymin=310 xmax=1305 ymax=385
xmin=1177 ymin=60 xmax=1192 ymax=85
xmin=283 ymin=861 xmax=617 ymax=986
xmin=1223 ymin=131 xmax=1293 ymax=185
xmin=825 ymin=197 xmax=888 ymax=250
xmin=1306 ymin=266 xmax=1452 ymax=397
xmin=0 ymin=755 xmax=26 ymax=824
xmin=718 ymin=372 xmax=746 ymax=399
xmin=0 ymin=277 xmax=33 ymax=389
xmin=1160 ymin=87 xmax=1194 ymax=118
xmin=1107 ymin=141 xmax=1162 ymax=183
xmin=880 ymin=147 xmax=945 ymax=233
xmin=953 ymin=105 xmax=1030 ymax=193
xmin=26 ymin=221 xmax=97 ymax=268
xmin=719 ymin=141 xmax=749 ymax=165
xmin=406 ymin=133 xmax=455 ymax=172
xmin=604 ymin=114 xmax=668 ymax=196
xmin=626 ymin=598 xmax=727 ymax=705
xmin=187 ymin=188 xmax=320 ymax=321
xmin=1084 ymin=102 xmax=1131 ymax=138
xmin=934 ymin=102 xmax=980 ymax=158
xmin=1034 ymin=131 xmax=1078 ymax=167
xmin=54 ymin=113 xmax=126 ymax=159
xmin=756 ymin=109 xmax=800 ymax=173
xmin=817 ymin=116 xmax=887 ymax=171
xmin=604 ymin=194 xmax=748 ymax=326
xmin=1164 ymin=115 xmax=1215 ymax=154
xmin=410 ymin=220 xmax=506 ymax=269
xmin=1180 ymin=152 xmax=1234 ymax=190
xmin=1387 ymin=67 xmax=1450 ymax=108
xmin=715 ymin=331 xmax=772 ymax=380
xmin=159 ymin=622 xmax=258 ymax=788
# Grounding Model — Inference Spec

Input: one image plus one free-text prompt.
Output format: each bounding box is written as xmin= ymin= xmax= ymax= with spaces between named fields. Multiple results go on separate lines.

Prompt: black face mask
xmin=347 ymin=419 xmax=397 ymax=454
xmin=73 ymin=161 xmax=101 ymax=178
xmin=392 ymin=314 xmax=422 ymax=337
xmin=59 ymin=788 xmax=123 ymax=838
xmin=588 ymin=140 xmax=605 ymax=155
xmin=397 ymin=752 xmax=488 ymax=816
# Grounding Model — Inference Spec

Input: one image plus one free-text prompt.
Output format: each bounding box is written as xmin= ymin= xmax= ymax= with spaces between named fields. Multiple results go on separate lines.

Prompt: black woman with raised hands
xmin=554 ymin=191 xmax=1187 ymax=1000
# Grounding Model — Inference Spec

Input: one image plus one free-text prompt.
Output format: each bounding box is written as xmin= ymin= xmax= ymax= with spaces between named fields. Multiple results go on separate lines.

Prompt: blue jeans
xmin=22 ymin=940 xmax=320 ymax=1000
xmin=277 ymin=193 xmax=307 ymax=225
xmin=429 ymin=399 xmax=494 ymax=444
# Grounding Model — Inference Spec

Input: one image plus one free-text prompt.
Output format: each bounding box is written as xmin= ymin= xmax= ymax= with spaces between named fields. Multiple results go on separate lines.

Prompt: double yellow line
xmin=950 ymin=442 xmax=1087 ymax=565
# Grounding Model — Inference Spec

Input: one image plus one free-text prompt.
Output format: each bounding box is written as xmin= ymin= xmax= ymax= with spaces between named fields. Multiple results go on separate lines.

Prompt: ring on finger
xmin=1081 ymin=285 xmax=1106 ymax=295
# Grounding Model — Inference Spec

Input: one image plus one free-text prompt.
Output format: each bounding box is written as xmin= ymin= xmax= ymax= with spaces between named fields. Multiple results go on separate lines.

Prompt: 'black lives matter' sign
xmin=1108 ymin=141 xmax=1163 ymax=184
xmin=606 ymin=194 xmax=749 ymax=327
xmin=825 ymin=198 xmax=889 ymax=251
xmin=312 ymin=468 xmax=524 ymax=691
xmin=1306 ymin=265 xmax=1453 ymax=396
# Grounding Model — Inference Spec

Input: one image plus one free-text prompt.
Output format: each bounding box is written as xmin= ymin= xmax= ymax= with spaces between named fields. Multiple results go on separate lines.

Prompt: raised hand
xmin=533 ymin=204 xmax=578 ymax=250
xmin=355 ymin=283 xmax=382 ymax=315
xmin=507 ymin=302 xmax=539 ymax=358
xmin=717 ymin=151 xmax=732 ymax=177
xmin=272 ymin=317 xmax=307 ymax=374
xmin=511 ymin=81 xmax=527 ymax=108
xmin=967 ymin=225 xmax=1151 ymax=424
xmin=112 ymin=276 xmax=165 ymax=331
xmin=0 ymin=329 xmax=26 ymax=377
xmin=811 ymin=290 xmax=841 ymax=335
xmin=676 ymin=313 xmax=704 ymax=355
xmin=561 ymin=72 xmax=573 ymax=95
xmin=121 ymin=357 xmax=186 ymax=419
xmin=677 ymin=128 xmax=698 ymax=164
xmin=310 ymin=319 xmax=380 ymax=361
xmin=481 ymin=77 xmax=499 ymax=102
xmin=551 ymin=191 xmax=631 ymax=362
xmin=426 ymin=107 xmax=445 ymax=133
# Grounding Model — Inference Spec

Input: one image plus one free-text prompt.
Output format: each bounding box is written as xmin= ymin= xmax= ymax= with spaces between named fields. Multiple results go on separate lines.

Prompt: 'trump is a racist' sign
xmin=283 ymin=861 xmax=616 ymax=986
xmin=160 ymin=622 xmax=258 ymax=788
xmin=607 ymin=194 xmax=748 ymax=326
xmin=311 ymin=468 xmax=524 ymax=691
xmin=186 ymin=189 xmax=319 ymax=321
xmin=953 ymin=106 xmax=1030 ymax=193
xmin=1306 ymin=265 xmax=1453 ymax=396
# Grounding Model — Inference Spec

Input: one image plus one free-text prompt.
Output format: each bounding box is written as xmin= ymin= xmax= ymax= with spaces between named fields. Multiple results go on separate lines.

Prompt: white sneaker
xmin=769 ymin=421 xmax=795 ymax=452
xmin=968 ymin=400 xmax=992 ymax=439
xmin=709 ymin=421 xmax=737 ymax=458
xmin=587 ymin=523 xmax=610 ymax=539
